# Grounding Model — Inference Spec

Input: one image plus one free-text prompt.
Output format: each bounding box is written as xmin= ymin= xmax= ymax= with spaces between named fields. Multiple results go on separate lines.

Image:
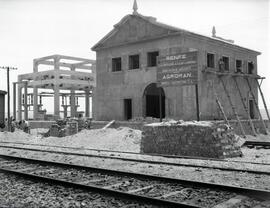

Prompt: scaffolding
xmin=202 ymin=68 xmax=268 ymax=136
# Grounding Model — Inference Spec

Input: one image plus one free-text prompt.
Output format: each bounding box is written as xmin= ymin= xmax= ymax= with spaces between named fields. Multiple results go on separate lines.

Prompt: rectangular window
xmin=112 ymin=57 xmax=122 ymax=72
xmin=129 ymin=54 xmax=140 ymax=70
xmin=222 ymin=56 xmax=229 ymax=71
xmin=147 ymin=51 xmax=159 ymax=67
xmin=248 ymin=61 xmax=254 ymax=74
xmin=124 ymin=99 xmax=132 ymax=120
xmin=236 ymin=59 xmax=242 ymax=73
xmin=207 ymin=53 xmax=215 ymax=68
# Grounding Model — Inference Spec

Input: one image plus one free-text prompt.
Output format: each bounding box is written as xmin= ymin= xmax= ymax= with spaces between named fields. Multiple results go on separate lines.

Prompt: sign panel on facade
xmin=157 ymin=51 xmax=198 ymax=86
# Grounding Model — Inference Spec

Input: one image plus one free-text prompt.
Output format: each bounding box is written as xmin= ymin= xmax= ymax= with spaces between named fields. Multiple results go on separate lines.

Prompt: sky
xmin=0 ymin=0 xmax=269 ymax=116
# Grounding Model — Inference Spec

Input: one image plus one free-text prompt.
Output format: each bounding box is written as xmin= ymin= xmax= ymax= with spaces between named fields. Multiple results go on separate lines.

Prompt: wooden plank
xmin=233 ymin=77 xmax=257 ymax=136
xmin=127 ymin=185 xmax=155 ymax=193
xmin=102 ymin=120 xmax=115 ymax=130
xmin=256 ymin=79 xmax=270 ymax=123
xmin=245 ymin=77 xmax=267 ymax=134
xmin=219 ymin=78 xmax=246 ymax=137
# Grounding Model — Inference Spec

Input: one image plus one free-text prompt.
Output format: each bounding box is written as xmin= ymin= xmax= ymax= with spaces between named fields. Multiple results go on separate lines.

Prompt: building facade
xmin=92 ymin=10 xmax=261 ymax=122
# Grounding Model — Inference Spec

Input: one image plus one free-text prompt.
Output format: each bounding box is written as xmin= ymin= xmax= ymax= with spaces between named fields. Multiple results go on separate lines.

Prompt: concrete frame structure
xmin=16 ymin=55 xmax=95 ymax=120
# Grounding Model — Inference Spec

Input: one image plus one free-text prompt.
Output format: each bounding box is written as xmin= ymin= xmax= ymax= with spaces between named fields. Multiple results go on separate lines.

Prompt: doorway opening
xmin=249 ymin=99 xmax=255 ymax=119
xmin=124 ymin=99 xmax=132 ymax=120
xmin=143 ymin=83 xmax=165 ymax=118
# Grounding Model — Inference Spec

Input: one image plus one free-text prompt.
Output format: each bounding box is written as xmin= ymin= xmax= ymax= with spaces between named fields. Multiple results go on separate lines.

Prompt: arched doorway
xmin=143 ymin=83 xmax=165 ymax=118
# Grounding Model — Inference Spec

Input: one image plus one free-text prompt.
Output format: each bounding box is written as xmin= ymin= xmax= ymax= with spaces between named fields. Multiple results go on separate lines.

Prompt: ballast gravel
xmin=0 ymin=172 xmax=157 ymax=208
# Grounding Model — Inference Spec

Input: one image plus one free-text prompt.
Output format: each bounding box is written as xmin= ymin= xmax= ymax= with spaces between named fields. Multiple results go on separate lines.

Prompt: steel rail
xmin=0 ymin=141 xmax=268 ymax=166
xmin=0 ymin=144 xmax=269 ymax=176
xmin=0 ymin=154 xmax=269 ymax=201
xmin=244 ymin=141 xmax=270 ymax=147
xmin=0 ymin=167 xmax=198 ymax=208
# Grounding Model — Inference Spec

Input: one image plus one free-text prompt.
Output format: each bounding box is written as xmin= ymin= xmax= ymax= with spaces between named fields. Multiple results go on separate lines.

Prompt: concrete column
xmin=13 ymin=82 xmax=16 ymax=120
xmin=18 ymin=85 xmax=22 ymax=121
xmin=33 ymin=87 xmax=38 ymax=120
xmin=24 ymin=82 xmax=28 ymax=120
xmin=85 ymin=90 xmax=90 ymax=117
xmin=54 ymin=85 xmax=60 ymax=119
xmin=70 ymin=66 xmax=76 ymax=117
xmin=53 ymin=56 xmax=60 ymax=119
xmin=70 ymin=90 xmax=76 ymax=117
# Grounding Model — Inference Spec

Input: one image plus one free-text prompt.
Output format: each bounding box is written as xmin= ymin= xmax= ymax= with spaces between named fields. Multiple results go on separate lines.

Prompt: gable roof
xmin=91 ymin=13 xmax=260 ymax=55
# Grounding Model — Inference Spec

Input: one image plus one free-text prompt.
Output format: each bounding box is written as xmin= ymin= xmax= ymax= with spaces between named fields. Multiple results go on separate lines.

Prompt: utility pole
xmin=0 ymin=66 xmax=17 ymax=132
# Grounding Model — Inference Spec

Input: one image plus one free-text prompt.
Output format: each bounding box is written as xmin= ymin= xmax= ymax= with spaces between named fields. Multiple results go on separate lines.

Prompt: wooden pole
xmin=159 ymin=87 xmax=162 ymax=122
xmin=219 ymin=77 xmax=246 ymax=137
xmin=245 ymin=77 xmax=267 ymax=134
xmin=233 ymin=77 xmax=257 ymax=136
xmin=7 ymin=67 xmax=10 ymax=131
xmin=195 ymin=84 xmax=200 ymax=121
xmin=256 ymin=79 xmax=270 ymax=123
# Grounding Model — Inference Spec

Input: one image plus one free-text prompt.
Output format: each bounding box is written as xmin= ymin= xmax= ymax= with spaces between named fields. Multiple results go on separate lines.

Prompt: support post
xmin=7 ymin=67 xmax=10 ymax=131
xmin=159 ymin=87 xmax=162 ymax=122
xmin=219 ymin=77 xmax=246 ymax=137
xmin=256 ymin=79 xmax=270 ymax=123
xmin=233 ymin=77 xmax=257 ymax=136
xmin=24 ymin=82 xmax=28 ymax=120
xmin=85 ymin=90 xmax=90 ymax=117
xmin=245 ymin=77 xmax=267 ymax=134
xmin=18 ymin=85 xmax=22 ymax=121
xmin=13 ymin=82 xmax=16 ymax=120
xmin=33 ymin=87 xmax=38 ymax=120
xmin=54 ymin=85 xmax=60 ymax=119
xmin=195 ymin=84 xmax=200 ymax=121
xmin=70 ymin=90 xmax=76 ymax=117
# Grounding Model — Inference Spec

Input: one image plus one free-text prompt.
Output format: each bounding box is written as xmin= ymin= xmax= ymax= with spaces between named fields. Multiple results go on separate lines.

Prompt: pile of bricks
xmin=141 ymin=122 xmax=242 ymax=158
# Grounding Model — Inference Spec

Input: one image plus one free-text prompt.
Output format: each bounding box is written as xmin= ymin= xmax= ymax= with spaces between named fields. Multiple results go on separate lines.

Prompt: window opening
xmin=112 ymin=57 xmax=122 ymax=72
xmin=147 ymin=51 xmax=159 ymax=67
xmin=207 ymin=53 xmax=215 ymax=68
xmin=129 ymin=54 xmax=140 ymax=70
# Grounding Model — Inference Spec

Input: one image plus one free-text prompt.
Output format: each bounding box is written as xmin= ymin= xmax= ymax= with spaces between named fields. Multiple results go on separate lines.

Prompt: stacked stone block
xmin=141 ymin=122 xmax=242 ymax=158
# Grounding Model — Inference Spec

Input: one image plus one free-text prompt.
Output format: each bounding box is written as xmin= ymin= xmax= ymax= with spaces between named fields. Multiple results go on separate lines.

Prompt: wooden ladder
xmin=219 ymin=77 xmax=246 ymax=137
xmin=233 ymin=77 xmax=257 ymax=136
xmin=245 ymin=77 xmax=268 ymax=134
xmin=214 ymin=89 xmax=230 ymax=126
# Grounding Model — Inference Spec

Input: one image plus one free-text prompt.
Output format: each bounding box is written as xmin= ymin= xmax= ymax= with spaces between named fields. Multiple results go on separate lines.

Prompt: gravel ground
xmin=1 ymin=148 xmax=270 ymax=191
xmin=0 ymin=172 xmax=158 ymax=208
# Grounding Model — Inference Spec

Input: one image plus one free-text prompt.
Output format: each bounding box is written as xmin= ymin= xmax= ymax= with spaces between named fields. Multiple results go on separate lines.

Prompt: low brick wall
xmin=91 ymin=121 xmax=144 ymax=130
xmin=141 ymin=122 xmax=242 ymax=158
xmin=28 ymin=120 xmax=56 ymax=129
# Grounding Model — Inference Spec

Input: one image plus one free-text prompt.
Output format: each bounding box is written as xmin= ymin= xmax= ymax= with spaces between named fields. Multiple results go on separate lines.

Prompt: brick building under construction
xmin=92 ymin=2 xmax=268 ymax=135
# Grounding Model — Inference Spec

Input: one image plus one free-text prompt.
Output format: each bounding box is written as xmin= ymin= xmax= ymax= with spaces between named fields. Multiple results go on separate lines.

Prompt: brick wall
xmin=141 ymin=122 xmax=243 ymax=158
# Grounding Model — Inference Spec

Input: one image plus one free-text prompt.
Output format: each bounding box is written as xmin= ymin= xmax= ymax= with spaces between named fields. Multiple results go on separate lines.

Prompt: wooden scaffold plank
xmin=219 ymin=77 xmax=246 ymax=137
xmin=245 ymin=77 xmax=268 ymax=135
xmin=233 ymin=77 xmax=257 ymax=136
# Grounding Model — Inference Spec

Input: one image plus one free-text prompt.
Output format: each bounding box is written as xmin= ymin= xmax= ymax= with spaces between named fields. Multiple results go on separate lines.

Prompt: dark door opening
xmin=249 ymin=99 xmax=255 ymax=119
xmin=124 ymin=99 xmax=132 ymax=120
xmin=144 ymin=83 xmax=165 ymax=118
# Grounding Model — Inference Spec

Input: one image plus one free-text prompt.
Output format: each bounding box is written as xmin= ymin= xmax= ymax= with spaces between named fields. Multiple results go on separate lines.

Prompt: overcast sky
xmin=0 ymin=0 xmax=269 ymax=115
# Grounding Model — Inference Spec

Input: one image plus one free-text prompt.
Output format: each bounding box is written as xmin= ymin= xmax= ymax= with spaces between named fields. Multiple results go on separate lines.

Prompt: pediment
xmin=92 ymin=14 xmax=180 ymax=50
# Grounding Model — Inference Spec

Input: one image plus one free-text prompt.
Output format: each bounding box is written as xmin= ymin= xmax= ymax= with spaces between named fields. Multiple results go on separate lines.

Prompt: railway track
xmin=245 ymin=141 xmax=270 ymax=149
xmin=0 ymin=140 xmax=268 ymax=166
xmin=0 ymin=154 xmax=269 ymax=208
xmin=0 ymin=141 xmax=269 ymax=176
